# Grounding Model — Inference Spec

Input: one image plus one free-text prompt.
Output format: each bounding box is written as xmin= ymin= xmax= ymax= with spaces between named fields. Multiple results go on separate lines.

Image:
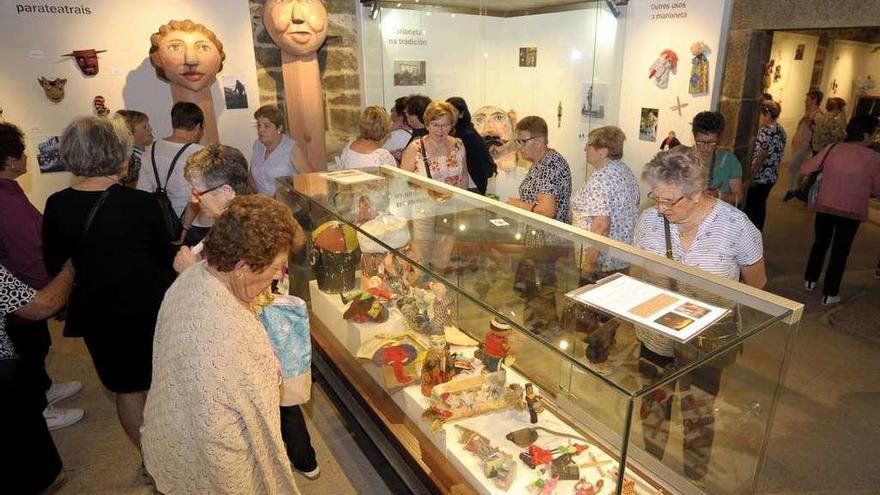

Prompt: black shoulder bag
xmin=663 ymin=217 xmax=741 ymax=369
xmin=151 ymin=142 xmax=193 ymax=241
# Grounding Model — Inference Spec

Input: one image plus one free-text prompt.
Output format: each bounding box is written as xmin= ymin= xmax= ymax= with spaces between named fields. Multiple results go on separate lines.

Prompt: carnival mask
xmin=63 ymin=49 xmax=106 ymax=76
xmin=262 ymin=0 xmax=329 ymax=57
xmin=38 ymin=77 xmax=67 ymax=102
xmin=150 ymin=20 xmax=225 ymax=92
xmin=473 ymin=105 xmax=516 ymax=160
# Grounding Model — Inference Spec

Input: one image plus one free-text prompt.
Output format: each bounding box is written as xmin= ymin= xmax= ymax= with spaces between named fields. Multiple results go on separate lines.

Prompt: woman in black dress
xmin=447 ymin=97 xmax=495 ymax=194
xmin=42 ymin=116 xmax=174 ymax=468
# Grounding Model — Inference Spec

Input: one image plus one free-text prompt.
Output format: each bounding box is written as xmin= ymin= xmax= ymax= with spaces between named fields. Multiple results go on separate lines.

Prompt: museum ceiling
xmin=784 ymin=27 xmax=880 ymax=45
xmin=376 ymin=0 xmax=606 ymax=17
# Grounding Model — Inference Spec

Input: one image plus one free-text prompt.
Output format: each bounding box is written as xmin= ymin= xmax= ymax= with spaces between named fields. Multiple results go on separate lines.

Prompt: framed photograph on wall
xmin=794 ymin=44 xmax=805 ymax=61
xmin=222 ymin=75 xmax=249 ymax=110
xmin=393 ymin=60 xmax=426 ymax=86
xmin=519 ymin=47 xmax=537 ymax=67
xmin=580 ymin=82 xmax=607 ymax=121
xmin=639 ymin=108 xmax=659 ymax=142
xmin=37 ymin=136 xmax=68 ymax=173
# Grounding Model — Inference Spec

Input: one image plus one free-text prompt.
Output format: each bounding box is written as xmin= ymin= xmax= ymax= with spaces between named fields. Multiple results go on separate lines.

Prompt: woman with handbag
xmin=633 ymin=148 xmax=766 ymax=480
xmin=42 ymin=117 xmax=175 ymax=474
xmin=142 ymin=196 xmax=303 ymax=494
xmin=801 ymin=115 xmax=880 ymax=306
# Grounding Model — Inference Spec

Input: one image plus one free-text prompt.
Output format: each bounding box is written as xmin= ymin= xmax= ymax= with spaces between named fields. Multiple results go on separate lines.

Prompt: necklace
xmin=678 ymin=197 xmax=714 ymax=239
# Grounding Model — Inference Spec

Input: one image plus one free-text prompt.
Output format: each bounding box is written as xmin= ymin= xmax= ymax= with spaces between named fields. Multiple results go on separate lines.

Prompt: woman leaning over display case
xmin=506 ymin=115 xmax=572 ymax=223
xmin=632 ymin=148 xmax=766 ymax=480
xmin=142 ymin=195 xmax=302 ymax=494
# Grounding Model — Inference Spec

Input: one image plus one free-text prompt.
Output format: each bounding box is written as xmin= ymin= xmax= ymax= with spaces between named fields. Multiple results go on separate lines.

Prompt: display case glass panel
xmin=277 ymin=167 xmax=802 ymax=495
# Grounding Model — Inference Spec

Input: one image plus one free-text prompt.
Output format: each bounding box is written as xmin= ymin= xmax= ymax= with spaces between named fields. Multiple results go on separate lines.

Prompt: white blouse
xmin=251 ymin=135 xmax=297 ymax=196
xmin=339 ymin=143 xmax=397 ymax=169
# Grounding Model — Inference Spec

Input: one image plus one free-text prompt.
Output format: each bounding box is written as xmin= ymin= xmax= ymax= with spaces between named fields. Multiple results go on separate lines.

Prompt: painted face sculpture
xmin=38 ymin=77 xmax=67 ymax=102
xmin=473 ymin=106 xmax=516 ymax=161
xmin=63 ymin=49 xmax=106 ymax=76
xmin=150 ymin=20 xmax=225 ymax=92
xmin=263 ymin=0 xmax=328 ymax=57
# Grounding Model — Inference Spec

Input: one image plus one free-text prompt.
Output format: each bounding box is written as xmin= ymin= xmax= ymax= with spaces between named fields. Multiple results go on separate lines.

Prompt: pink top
xmin=801 ymin=142 xmax=880 ymax=221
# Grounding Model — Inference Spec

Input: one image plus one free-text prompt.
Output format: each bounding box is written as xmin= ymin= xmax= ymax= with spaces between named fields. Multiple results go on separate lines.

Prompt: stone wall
xmin=719 ymin=0 xmax=880 ymax=175
xmin=249 ymin=0 xmax=363 ymax=163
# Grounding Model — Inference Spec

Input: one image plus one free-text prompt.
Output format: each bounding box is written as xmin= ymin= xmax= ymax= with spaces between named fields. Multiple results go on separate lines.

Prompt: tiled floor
xmin=46 ymin=186 xmax=880 ymax=494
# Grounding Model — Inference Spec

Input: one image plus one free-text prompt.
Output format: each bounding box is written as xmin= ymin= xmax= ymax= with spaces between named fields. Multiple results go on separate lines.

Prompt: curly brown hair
xmin=204 ymin=195 xmax=302 ymax=273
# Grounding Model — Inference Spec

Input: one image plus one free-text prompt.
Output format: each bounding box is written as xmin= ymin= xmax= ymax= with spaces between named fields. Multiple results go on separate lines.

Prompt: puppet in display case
xmin=476 ymin=317 xmax=513 ymax=372
xmin=150 ymin=20 xmax=225 ymax=144
xmin=263 ymin=0 xmax=329 ymax=170
xmin=420 ymin=335 xmax=457 ymax=397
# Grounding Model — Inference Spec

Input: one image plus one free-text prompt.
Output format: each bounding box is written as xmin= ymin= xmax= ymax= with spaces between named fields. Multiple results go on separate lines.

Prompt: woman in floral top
xmin=401 ymin=101 xmax=467 ymax=188
xmin=744 ymin=100 xmax=786 ymax=231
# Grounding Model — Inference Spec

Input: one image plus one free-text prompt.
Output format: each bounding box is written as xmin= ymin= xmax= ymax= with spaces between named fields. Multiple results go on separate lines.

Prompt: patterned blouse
xmin=518 ymin=149 xmax=572 ymax=223
xmin=1 ymin=264 xmax=36 ymax=360
xmin=412 ymin=137 xmax=466 ymax=186
xmin=751 ymin=123 xmax=787 ymax=184
xmin=571 ymin=160 xmax=640 ymax=270
xmin=811 ymin=112 xmax=847 ymax=152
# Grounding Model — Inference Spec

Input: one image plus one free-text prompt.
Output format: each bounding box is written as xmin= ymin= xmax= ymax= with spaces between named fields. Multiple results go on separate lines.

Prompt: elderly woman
xmin=339 ymin=106 xmax=396 ymax=169
xmin=251 ymin=104 xmax=310 ymax=196
xmin=802 ymin=115 xmax=880 ymax=305
xmin=633 ymin=149 xmax=765 ymax=480
xmin=42 ymin=116 xmax=175 ymax=466
xmin=571 ymin=126 xmax=639 ymax=278
xmin=507 ymin=116 xmax=572 ymax=222
xmin=691 ymin=111 xmax=743 ymax=207
xmin=401 ymin=100 xmax=467 ymax=187
xmin=744 ymin=100 xmax=786 ymax=231
xmin=115 ymin=110 xmax=153 ymax=187
xmin=2 ymin=262 xmax=74 ymax=493
xmin=811 ymin=97 xmax=847 ymax=153
xmin=142 ymin=195 xmax=301 ymax=493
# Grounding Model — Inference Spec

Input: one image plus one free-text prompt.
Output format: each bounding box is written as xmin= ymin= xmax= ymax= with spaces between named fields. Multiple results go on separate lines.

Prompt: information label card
xmin=567 ymin=274 xmax=729 ymax=343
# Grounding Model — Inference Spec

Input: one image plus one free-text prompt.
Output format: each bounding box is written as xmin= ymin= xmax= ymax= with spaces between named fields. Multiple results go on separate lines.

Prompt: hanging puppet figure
xmin=93 ymin=95 xmax=110 ymax=117
xmin=63 ymin=49 xmax=106 ymax=76
xmin=38 ymin=77 xmax=67 ymax=103
xmin=689 ymin=41 xmax=709 ymax=95
xmin=648 ymin=49 xmax=678 ymax=89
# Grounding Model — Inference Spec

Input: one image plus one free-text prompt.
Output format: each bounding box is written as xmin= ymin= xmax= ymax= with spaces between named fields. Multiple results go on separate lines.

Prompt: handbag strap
xmin=82 ymin=188 xmax=112 ymax=238
xmin=151 ymin=142 xmax=194 ymax=190
xmin=816 ymin=142 xmax=838 ymax=173
xmin=418 ymin=137 xmax=433 ymax=179
xmin=662 ymin=217 xmax=680 ymax=292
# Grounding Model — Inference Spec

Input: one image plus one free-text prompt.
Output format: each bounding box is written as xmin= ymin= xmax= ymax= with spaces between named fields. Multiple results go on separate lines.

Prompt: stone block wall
xmin=249 ymin=0 xmax=363 ymax=164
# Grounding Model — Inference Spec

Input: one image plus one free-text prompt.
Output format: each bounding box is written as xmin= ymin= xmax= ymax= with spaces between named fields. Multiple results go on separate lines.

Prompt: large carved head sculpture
xmin=473 ymin=105 xmax=517 ymax=160
xmin=38 ymin=77 xmax=67 ymax=102
xmin=63 ymin=49 xmax=106 ymax=76
xmin=149 ymin=19 xmax=225 ymax=92
xmin=262 ymin=0 xmax=328 ymax=57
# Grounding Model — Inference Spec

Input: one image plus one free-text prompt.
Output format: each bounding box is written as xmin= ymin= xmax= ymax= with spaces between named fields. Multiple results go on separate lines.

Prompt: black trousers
xmin=280 ymin=405 xmax=317 ymax=472
xmin=6 ymin=319 xmax=51 ymax=410
xmin=744 ymin=181 xmax=775 ymax=231
xmin=804 ymin=212 xmax=861 ymax=297
xmin=0 ymin=359 xmax=62 ymax=494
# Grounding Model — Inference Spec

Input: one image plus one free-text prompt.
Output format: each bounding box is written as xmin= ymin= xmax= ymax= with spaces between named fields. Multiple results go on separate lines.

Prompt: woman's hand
xmin=174 ymin=246 xmax=200 ymax=274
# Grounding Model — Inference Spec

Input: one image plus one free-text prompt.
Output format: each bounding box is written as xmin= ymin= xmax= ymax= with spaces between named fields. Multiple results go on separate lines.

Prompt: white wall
xmin=819 ymin=39 xmax=880 ymax=115
xmin=616 ymin=0 xmax=731 ymax=198
xmin=0 ymin=0 xmax=260 ymax=210
xmin=766 ymin=32 xmax=819 ymax=158
xmin=363 ymin=5 xmax=625 ymax=189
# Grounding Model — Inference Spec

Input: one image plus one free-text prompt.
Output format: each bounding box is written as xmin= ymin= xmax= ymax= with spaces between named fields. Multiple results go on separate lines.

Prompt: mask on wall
xmin=38 ymin=77 xmax=67 ymax=102
xmin=473 ymin=105 xmax=517 ymax=163
xmin=262 ymin=0 xmax=328 ymax=57
xmin=149 ymin=19 xmax=225 ymax=92
xmin=93 ymin=95 xmax=110 ymax=117
xmin=63 ymin=49 xmax=106 ymax=76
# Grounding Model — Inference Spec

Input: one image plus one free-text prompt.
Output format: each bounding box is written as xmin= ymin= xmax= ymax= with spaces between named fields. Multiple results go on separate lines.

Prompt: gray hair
xmin=641 ymin=148 xmax=708 ymax=197
xmin=61 ymin=116 xmax=133 ymax=177
xmin=184 ymin=144 xmax=255 ymax=195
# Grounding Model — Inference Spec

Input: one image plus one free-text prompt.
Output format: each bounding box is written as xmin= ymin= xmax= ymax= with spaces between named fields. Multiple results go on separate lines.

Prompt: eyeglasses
xmin=647 ymin=191 xmax=685 ymax=209
xmin=695 ymin=140 xmax=718 ymax=147
xmin=428 ymin=121 xmax=452 ymax=130
xmin=760 ymin=106 xmax=773 ymax=115
xmin=515 ymin=136 xmax=541 ymax=146
xmin=192 ymin=183 xmax=225 ymax=199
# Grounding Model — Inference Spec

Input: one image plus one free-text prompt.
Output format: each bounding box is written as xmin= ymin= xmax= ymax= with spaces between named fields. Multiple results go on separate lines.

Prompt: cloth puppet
xmin=475 ymin=317 xmax=512 ymax=372
xmin=372 ymin=344 xmax=418 ymax=385
xmin=689 ymin=41 xmax=709 ymax=94
xmin=420 ymin=335 xmax=456 ymax=397
xmin=93 ymin=95 xmax=110 ymax=117
xmin=62 ymin=49 xmax=106 ymax=76
xmin=38 ymin=77 xmax=66 ymax=103
xmin=648 ymin=49 xmax=678 ymax=89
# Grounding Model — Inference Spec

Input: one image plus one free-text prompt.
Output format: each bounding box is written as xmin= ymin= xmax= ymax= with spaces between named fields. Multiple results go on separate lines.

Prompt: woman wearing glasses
xmin=744 ymin=100 xmax=786 ymax=231
xmin=401 ymin=101 xmax=467 ymax=187
xmin=690 ymin=111 xmax=743 ymax=207
xmin=633 ymin=148 xmax=765 ymax=480
xmin=506 ymin=116 xmax=572 ymax=223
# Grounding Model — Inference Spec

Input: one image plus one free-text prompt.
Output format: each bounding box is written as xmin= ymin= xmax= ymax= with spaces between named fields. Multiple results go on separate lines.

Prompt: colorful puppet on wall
xmin=149 ymin=19 xmax=225 ymax=144
xmin=263 ymin=0 xmax=329 ymax=171
xmin=763 ymin=59 xmax=775 ymax=90
xmin=689 ymin=41 xmax=709 ymax=95
xmin=93 ymin=95 xmax=110 ymax=117
xmin=62 ymin=49 xmax=106 ymax=76
xmin=648 ymin=49 xmax=678 ymax=89
xmin=38 ymin=77 xmax=66 ymax=103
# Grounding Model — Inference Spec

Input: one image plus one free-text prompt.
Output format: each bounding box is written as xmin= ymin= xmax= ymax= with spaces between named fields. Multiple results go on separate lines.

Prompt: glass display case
xmin=276 ymin=166 xmax=802 ymax=495
xmin=359 ymin=0 xmax=626 ymax=188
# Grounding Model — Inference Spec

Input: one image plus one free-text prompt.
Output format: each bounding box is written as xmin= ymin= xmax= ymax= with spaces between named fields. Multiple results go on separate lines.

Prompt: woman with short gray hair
xmin=42 ymin=116 xmax=175 ymax=475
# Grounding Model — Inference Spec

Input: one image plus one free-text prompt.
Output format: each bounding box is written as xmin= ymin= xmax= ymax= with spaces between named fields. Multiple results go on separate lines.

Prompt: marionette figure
xmin=476 ymin=317 xmax=512 ymax=372
xmin=648 ymin=49 xmax=678 ymax=89
xmin=428 ymin=281 xmax=454 ymax=334
xmin=420 ymin=335 xmax=457 ymax=397
xmin=524 ymin=383 xmax=545 ymax=424
xmin=689 ymin=41 xmax=709 ymax=95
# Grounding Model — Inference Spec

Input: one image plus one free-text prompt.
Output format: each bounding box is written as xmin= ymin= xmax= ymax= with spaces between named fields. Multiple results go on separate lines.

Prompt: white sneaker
xmin=46 ymin=381 xmax=83 ymax=405
xmin=821 ymin=295 xmax=841 ymax=306
xmin=299 ymin=465 xmax=320 ymax=480
xmin=44 ymin=405 xmax=84 ymax=431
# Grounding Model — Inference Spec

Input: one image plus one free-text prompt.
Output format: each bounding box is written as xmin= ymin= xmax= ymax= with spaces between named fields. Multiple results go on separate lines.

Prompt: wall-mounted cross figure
xmin=670 ymin=96 xmax=689 ymax=116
